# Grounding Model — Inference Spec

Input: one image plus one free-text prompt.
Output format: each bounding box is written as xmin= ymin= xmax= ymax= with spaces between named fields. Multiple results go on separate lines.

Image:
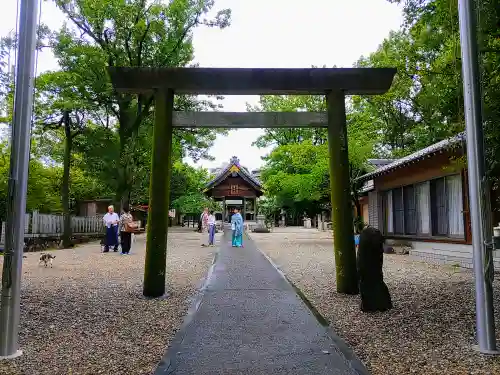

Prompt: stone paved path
xmin=154 ymin=230 xmax=368 ymax=375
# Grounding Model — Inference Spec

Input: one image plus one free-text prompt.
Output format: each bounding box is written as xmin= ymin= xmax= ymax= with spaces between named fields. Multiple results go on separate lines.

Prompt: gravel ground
xmin=0 ymin=228 xmax=218 ymax=375
xmin=249 ymin=228 xmax=500 ymax=375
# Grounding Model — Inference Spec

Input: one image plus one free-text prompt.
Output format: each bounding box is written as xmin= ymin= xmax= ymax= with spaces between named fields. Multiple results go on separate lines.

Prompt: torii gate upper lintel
xmin=107 ymin=67 xmax=397 ymax=298
xmin=108 ymin=66 xmax=396 ymax=95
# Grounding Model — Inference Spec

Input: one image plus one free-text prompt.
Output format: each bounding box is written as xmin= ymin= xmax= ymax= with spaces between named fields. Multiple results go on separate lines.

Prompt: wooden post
xmin=143 ymin=89 xmax=174 ymax=298
xmin=326 ymin=90 xmax=359 ymax=295
xmin=221 ymin=197 xmax=225 ymax=222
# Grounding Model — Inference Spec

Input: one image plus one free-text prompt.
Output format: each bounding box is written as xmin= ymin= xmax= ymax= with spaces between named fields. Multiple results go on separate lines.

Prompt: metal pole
xmin=457 ymin=0 xmax=498 ymax=354
xmin=0 ymin=0 xmax=39 ymax=358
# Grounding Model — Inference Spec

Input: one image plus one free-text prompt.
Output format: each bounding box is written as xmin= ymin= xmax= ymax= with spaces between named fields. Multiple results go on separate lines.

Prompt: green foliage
xmin=258 ymin=196 xmax=280 ymax=226
xmin=172 ymin=193 xmax=220 ymax=214
xmin=51 ymin=0 xmax=231 ymax=204
xmin=0 ymin=142 xmax=59 ymax=220
xmin=170 ymin=162 xmax=220 ymax=214
xmin=253 ymin=93 xmax=376 ymax=221
xmin=261 ymin=141 xmax=329 ymax=217
xmin=0 ymin=34 xmax=15 ymax=126
xmin=249 ymin=95 xmax=327 ymax=148
xmin=0 ymin=138 xmax=113 ymax=221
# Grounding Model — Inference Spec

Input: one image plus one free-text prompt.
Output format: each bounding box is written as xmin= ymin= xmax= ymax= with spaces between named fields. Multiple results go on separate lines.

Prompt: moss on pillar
xmin=143 ymin=89 xmax=174 ymax=298
xmin=327 ymin=90 xmax=359 ymax=295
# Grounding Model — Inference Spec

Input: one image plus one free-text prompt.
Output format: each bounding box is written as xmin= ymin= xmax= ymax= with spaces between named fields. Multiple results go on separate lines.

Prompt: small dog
xmin=39 ymin=253 xmax=56 ymax=268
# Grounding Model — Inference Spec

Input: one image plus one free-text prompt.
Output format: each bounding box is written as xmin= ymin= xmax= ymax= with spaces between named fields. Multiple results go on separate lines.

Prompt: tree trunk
xmin=117 ymin=143 xmax=127 ymax=211
xmin=114 ymin=105 xmax=133 ymax=212
xmin=61 ymin=112 xmax=73 ymax=248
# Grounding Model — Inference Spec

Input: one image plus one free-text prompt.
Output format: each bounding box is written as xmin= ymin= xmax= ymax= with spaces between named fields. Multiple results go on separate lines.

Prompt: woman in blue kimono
xmin=230 ymin=207 xmax=244 ymax=247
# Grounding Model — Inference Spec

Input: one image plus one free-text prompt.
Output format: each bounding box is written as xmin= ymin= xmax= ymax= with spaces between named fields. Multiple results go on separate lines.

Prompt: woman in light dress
xmin=230 ymin=207 xmax=244 ymax=247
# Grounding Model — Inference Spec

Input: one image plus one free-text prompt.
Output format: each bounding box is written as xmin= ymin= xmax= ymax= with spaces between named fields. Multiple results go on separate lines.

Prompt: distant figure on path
xmin=199 ymin=207 xmax=209 ymax=245
xmin=201 ymin=207 xmax=209 ymax=233
xmin=207 ymin=210 xmax=216 ymax=246
xmin=120 ymin=205 xmax=136 ymax=255
xmin=231 ymin=207 xmax=244 ymax=247
xmin=103 ymin=205 xmax=119 ymax=252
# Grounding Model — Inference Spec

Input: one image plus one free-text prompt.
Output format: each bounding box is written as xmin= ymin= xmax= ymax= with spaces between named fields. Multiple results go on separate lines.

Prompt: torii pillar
xmin=327 ymin=91 xmax=358 ymax=294
xmin=143 ymin=89 xmax=174 ymax=297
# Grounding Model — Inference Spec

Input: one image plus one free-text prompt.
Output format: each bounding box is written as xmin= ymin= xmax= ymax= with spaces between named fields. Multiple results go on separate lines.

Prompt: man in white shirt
xmin=103 ymin=205 xmax=120 ymax=252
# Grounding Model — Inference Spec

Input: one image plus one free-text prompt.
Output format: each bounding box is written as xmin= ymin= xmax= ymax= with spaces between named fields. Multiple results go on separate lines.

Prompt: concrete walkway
xmin=155 ymin=231 xmax=368 ymax=375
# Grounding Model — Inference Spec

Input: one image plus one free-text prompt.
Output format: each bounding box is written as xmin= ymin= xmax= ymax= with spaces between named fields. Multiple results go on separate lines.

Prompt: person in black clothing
xmin=119 ymin=205 xmax=135 ymax=255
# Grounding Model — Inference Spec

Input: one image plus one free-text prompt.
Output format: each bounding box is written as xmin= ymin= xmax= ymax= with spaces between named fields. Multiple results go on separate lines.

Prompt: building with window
xmin=356 ymin=132 xmax=500 ymax=269
xmin=204 ymin=156 xmax=263 ymax=222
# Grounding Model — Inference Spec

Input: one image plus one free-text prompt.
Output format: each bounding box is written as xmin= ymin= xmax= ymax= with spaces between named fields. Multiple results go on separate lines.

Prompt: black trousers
xmin=120 ymin=231 xmax=132 ymax=253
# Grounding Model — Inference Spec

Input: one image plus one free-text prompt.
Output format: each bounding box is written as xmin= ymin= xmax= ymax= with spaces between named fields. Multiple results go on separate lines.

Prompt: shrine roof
xmin=356 ymin=132 xmax=466 ymax=183
xmin=205 ymin=157 xmax=262 ymax=192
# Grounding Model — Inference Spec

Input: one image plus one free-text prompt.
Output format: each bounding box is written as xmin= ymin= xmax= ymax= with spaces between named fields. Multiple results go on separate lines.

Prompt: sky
xmin=0 ymin=0 xmax=403 ymax=171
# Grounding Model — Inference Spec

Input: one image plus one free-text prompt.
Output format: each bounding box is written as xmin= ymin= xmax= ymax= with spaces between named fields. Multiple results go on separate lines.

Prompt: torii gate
xmin=108 ymin=67 xmax=396 ymax=298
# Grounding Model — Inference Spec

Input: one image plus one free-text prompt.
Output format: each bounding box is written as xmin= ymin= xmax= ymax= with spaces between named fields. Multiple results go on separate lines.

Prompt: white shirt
xmin=208 ymin=214 xmax=216 ymax=225
xmin=103 ymin=212 xmax=120 ymax=228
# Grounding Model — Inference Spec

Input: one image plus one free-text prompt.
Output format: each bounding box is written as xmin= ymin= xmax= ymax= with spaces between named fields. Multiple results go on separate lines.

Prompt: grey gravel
xmin=249 ymin=227 xmax=500 ymax=375
xmin=0 ymin=228 xmax=217 ymax=375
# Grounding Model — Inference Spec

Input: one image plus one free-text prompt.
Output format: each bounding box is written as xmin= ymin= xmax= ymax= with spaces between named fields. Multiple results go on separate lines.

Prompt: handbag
xmin=231 ymin=222 xmax=236 ymax=231
xmin=124 ymin=217 xmax=138 ymax=233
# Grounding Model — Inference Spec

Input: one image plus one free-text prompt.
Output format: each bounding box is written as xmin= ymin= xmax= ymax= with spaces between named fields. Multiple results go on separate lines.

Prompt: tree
xmin=0 ymin=141 xmax=63 ymax=221
xmin=249 ymin=94 xmax=328 ymax=148
xmin=34 ymin=70 xmax=105 ymax=247
xmin=352 ymin=26 xmax=465 ymax=156
xmin=173 ymin=193 xmax=220 ymax=215
xmin=0 ymin=34 xmax=15 ymax=126
xmin=260 ymin=141 xmax=330 ymax=219
xmin=253 ymin=94 xmax=377 ymax=222
xmin=257 ymin=196 xmax=280 ymax=227
xmin=170 ymin=162 xmax=220 ymax=214
xmin=51 ymin=0 xmax=231 ymax=207
xmin=0 ymin=25 xmax=51 ymax=126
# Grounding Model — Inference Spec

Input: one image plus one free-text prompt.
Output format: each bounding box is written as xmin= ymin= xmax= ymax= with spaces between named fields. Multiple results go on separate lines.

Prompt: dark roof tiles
xmin=357 ymin=132 xmax=466 ymax=182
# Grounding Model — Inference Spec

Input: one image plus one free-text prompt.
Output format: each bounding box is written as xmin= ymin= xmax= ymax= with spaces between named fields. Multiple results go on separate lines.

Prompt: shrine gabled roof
xmin=205 ymin=157 xmax=262 ymax=192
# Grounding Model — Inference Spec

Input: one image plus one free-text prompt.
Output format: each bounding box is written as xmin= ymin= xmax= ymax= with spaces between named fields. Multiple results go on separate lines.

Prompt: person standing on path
xmin=103 ymin=205 xmax=119 ymax=252
xmin=119 ymin=205 xmax=136 ymax=255
xmin=201 ymin=207 xmax=209 ymax=233
xmin=207 ymin=210 xmax=216 ymax=246
xmin=199 ymin=207 xmax=209 ymax=246
xmin=230 ymin=207 xmax=244 ymax=247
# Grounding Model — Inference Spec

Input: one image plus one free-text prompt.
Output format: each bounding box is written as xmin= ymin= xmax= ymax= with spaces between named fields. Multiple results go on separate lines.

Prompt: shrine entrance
xmin=108 ymin=67 xmax=396 ymax=298
xmin=204 ymin=156 xmax=263 ymax=223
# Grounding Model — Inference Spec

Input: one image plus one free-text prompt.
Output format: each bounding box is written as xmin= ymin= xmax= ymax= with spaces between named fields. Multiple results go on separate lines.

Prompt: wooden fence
xmin=0 ymin=211 xmax=105 ymax=246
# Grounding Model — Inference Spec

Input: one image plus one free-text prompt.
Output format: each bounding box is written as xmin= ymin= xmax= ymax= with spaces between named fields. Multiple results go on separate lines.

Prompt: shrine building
xmin=204 ymin=156 xmax=263 ymax=222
